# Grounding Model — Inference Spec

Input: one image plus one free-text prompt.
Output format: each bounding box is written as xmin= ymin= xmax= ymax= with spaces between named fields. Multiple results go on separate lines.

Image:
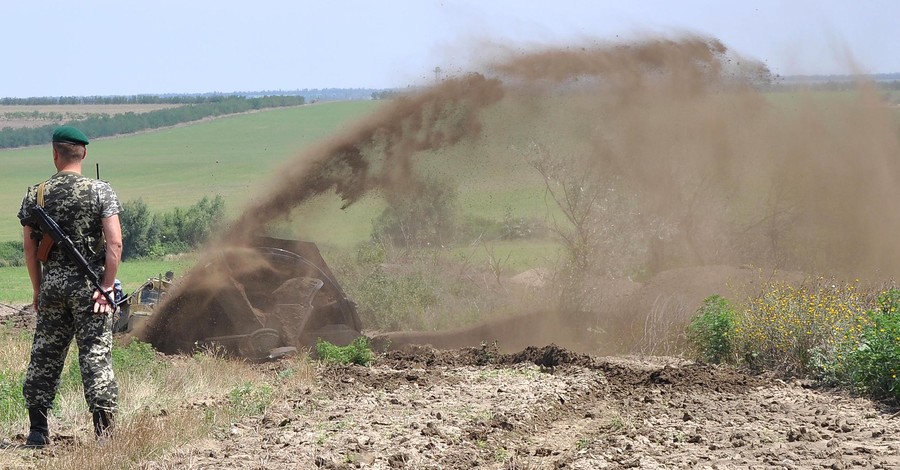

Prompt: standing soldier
xmin=17 ymin=126 xmax=122 ymax=447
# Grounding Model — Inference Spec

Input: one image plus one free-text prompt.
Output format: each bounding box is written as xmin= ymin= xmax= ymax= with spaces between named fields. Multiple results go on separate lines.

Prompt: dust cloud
xmin=232 ymin=35 xmax=900 ymax=277
xmin=226 ymin=74 xmax=505 ymax=242
xmin=141 ymin=35 xmax=900 ymax=353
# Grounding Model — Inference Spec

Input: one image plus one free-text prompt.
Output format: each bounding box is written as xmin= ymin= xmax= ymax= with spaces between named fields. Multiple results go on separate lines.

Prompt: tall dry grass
xmin=0 ymin=328 xmax=313 ymax=470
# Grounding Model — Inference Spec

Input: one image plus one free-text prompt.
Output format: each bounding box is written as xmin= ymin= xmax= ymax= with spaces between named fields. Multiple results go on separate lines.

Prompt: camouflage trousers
xmin=24 ymin=273 xmax=118 ymax=412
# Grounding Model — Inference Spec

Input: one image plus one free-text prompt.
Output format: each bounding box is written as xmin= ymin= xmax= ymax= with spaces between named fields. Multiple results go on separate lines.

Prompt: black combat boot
xmin=25 ymin=407 xmax=51 ymax=448
xmin=92 ymin=409 xmax=114 ymax=441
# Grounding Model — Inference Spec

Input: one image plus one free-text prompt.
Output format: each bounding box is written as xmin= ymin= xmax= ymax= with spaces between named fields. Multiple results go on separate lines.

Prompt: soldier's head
xmin=51 ymin=126 xmax=89 ymax=163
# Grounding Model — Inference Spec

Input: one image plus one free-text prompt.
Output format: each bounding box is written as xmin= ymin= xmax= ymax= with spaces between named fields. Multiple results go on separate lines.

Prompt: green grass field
xmin=0 ymin=101 xmax=382 ymax=242
xmin=4 ymin=91 xmax=896 ymax=305
xmin=1 ymin=101 xmax=394 ymax=303
xmin=0 ymin=256 xmax=197 ymax=305
xmin=0 ymin=99 xmax=568 ymax=303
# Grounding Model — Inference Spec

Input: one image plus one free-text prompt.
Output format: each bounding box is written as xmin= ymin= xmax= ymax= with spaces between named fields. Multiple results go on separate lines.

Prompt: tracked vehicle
xmin=113 ymin=276 xmax=174 ymax=334
xmin=125 ymin=237 xmax=363 ymax=360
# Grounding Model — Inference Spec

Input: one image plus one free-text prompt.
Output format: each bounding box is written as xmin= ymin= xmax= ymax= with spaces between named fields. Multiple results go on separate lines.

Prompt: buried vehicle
xmin=131 ymin=237 xmax=364 ymax=360
xmin=113 ymin=276 xmax=175 ymax=334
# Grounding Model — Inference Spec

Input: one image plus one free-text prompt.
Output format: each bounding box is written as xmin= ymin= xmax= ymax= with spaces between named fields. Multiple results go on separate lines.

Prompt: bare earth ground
xmin=134 ymin=344 xmax=899 ymax=470
xmin=1 ymin=304 xmax=898 ymax=469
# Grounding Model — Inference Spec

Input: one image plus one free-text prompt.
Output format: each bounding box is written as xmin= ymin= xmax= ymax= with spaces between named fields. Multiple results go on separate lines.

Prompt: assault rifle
xmin=30 ymin=205 xmax=117 ymax=309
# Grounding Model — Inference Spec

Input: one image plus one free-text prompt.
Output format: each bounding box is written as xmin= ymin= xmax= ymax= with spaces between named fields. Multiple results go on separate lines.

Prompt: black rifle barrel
xmin=32 ymin=205 xmax=116 ymax=308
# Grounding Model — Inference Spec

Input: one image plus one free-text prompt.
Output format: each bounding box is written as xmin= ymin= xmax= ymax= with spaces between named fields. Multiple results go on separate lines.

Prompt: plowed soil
xmin=140 ymin=344 xmax=900 ymax=470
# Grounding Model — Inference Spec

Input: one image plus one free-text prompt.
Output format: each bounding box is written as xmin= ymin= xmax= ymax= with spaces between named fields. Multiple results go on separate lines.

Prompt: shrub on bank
xmin=120 ymin=196 xmax=225 ymax=259
xmin=688 ymin=281 xmax=898 ymax=402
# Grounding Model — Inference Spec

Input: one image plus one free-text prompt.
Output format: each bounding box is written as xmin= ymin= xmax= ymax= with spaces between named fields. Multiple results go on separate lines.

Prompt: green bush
xmin=734 ymin=280 xmax=872 ymax=376
xmin=316 ymin=337 xmax=374 ymax=366
xmin=354 ymin=240 xmax=387 ymax=265
xmin=0 ymin=370 xmax=26 ymax=427
xmin=120 ymin=195 xmax=225 ymax=259
xmin=686 ymin=295 xmax=735 ymax=364
xmin=112 ymin=339 xmax=168 ymax=379
xmin=372 ymin=176 xmax=457 ymax=247
xmin=120 ymin=199 xmax=153 ymax=259
xmin=456 ymin=214 xmax=504 ymax=242
xmin=877 ymin=288 xmax=900 ymax=315
xmin=336 ymin=241 xmax=442 ymax=331
xmin=839 ymin=290 xmax=900 ymax=401
xmin=58 ymin=340 xmax=169 ymax=400
xmin=351 ymin=266 xmax=436 ymax=331
xmin=0 ymin=241 xmax=25 ymax=267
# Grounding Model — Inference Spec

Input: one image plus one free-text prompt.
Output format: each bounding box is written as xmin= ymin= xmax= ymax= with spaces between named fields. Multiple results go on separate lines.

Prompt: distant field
xmin=5 ymin=90 xmax=894 ymax=304
xmin=0 ymin=104 xmax=180 ymax=129
xmin=1 ymin=98 xmax=562 ymax=250
xmin=0 ymin=97 xmax=566 ymax=303
xmin=0 ymin=100 xmax=381 ymax=242
xmin=0 ymin=256 xmax=197 ymax=304
xmin=0 ymin=104 xmax=177 ymax=113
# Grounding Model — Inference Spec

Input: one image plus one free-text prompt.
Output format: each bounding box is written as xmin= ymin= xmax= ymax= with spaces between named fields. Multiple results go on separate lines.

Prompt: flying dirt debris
xmin=136 ymin=35 xmax=900 ymax=358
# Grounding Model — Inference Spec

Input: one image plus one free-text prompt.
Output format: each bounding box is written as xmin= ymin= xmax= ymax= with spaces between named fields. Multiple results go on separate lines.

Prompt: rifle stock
xmin=31 ymin=205 xmax=116 ymax=308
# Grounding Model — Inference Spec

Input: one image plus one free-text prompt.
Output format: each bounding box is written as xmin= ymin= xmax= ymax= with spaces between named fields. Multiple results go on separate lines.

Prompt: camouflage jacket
xmin=18 ymin=171 xmax=122 ymax=273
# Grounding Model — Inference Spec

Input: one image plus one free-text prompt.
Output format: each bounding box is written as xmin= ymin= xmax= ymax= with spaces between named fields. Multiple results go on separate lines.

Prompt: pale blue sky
xmin=2 ymin=0 xmax=897 ymax=97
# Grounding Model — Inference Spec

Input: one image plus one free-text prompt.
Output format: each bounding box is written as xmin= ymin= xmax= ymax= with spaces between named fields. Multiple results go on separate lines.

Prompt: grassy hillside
xmin=0 ymin=98 xmax=564 ymax=304
xmin=286 ymin=98 xmax=560 ymax=250
xmin=0 ymin=101 xmax=381 ymax=242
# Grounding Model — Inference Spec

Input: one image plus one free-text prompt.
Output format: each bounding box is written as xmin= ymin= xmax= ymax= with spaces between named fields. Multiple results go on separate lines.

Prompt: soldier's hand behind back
xmin=92 ymin=288 xmax=114 ymax=315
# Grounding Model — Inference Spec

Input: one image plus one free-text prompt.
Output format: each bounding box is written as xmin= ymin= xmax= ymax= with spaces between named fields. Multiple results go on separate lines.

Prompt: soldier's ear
xmin=82 ymin=148 xmax=88 ymax=160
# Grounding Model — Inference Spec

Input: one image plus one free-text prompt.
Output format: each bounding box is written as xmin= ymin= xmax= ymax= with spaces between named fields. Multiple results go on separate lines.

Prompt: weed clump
xmin=686 ymin=295 xmax=735 ymax=364
xmin=228 ymin=382 xmax=274 ymax=416
xmin=316 ymin=337 xmax=375 ymax=366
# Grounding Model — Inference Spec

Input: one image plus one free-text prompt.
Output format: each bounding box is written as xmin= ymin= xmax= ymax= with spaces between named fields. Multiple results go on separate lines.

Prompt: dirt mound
xmin=597 ymin=356 xmax=764 ymax=395
xmin=380 ymin=342 xmax=597 ymax=369
xmin=370 ymin=309 xmax=584 ymax=353
xmin=370 ymin=265 xmax=803 ymax=356
xmin=501 ymin=343 xmax=598 ymax=369
xmin=381 ymin=342 xmax=759 ymax=394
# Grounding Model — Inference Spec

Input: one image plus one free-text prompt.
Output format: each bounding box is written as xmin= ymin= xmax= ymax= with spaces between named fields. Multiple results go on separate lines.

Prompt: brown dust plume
xmin=141 ymin=35 xmax=900 ymax=354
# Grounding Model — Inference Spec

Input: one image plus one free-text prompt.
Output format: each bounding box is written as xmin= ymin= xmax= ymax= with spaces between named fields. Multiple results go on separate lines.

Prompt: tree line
xmin=0 ymin=94 xmax=268 ymax=105
xmin=0 ymin=196 xmax=225 ymax=266
xmin=768 ymin=79 xmax=900 ymax=92
xmin=0 ymin=95 xmax=305 ymax=149
xmin=119 ymin=196 xmax=225 ymax=259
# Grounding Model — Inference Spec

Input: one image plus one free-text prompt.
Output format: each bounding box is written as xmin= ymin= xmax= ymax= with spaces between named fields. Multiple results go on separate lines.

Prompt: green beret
xmin=52 ymin=126 xmax=90 ymax=146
